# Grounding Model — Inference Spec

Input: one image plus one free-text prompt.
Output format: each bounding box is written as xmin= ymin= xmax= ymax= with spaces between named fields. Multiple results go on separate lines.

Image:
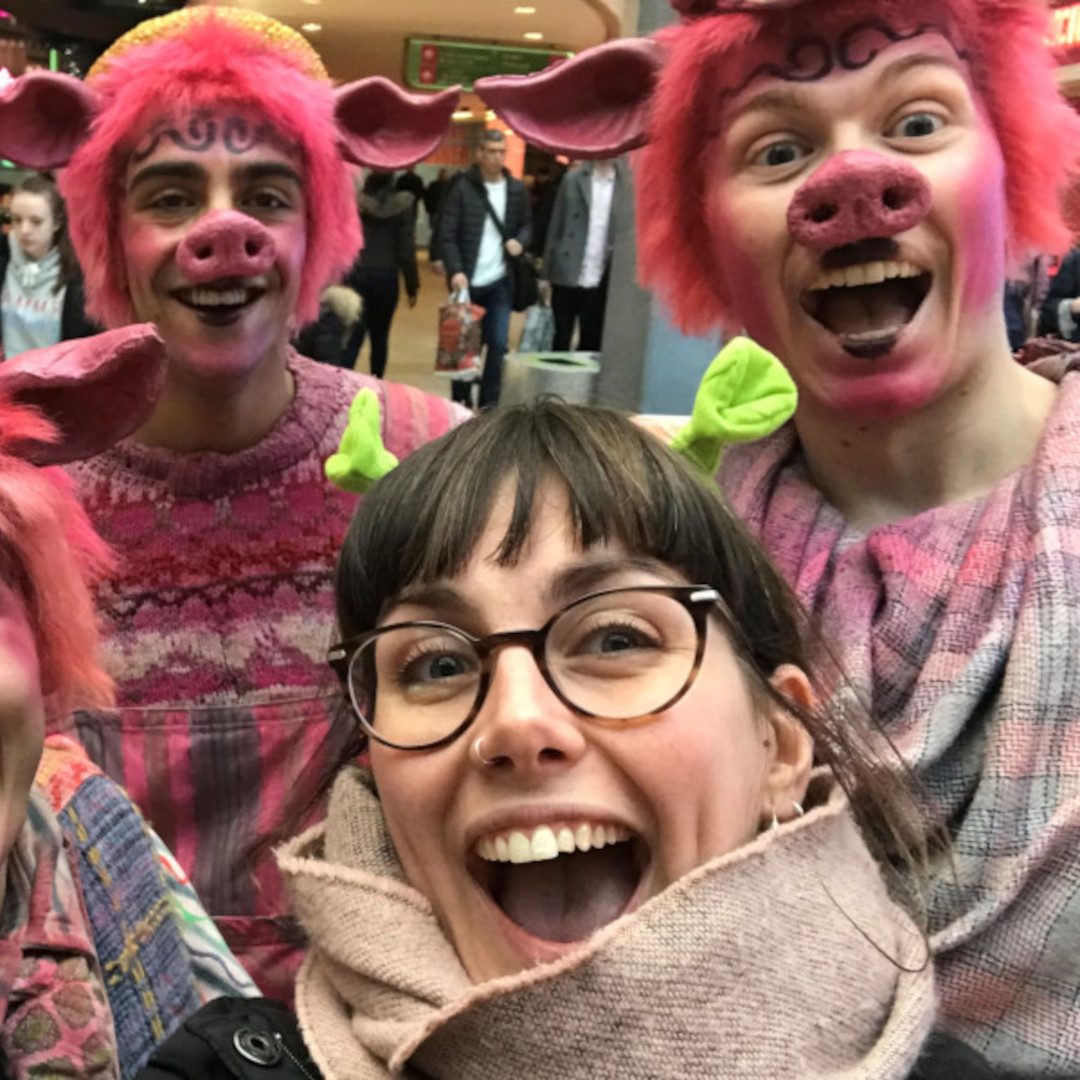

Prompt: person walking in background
xmin=1038 ymin=246 xmax=1080 ymax=342
xmin=395 ymin=165 xmax=426 ymax=207
xmin=541 ymin=157 xmax=628 ymax=352
xmin=342 ymin=171 xmax=420 ymax=377
xmin=423 ymin=167 xmax=451 ymax=224
xmin=428 ymin=168 xmax=461 ymax=274
xmin=527 ymin=159 xmax=564 ymax=260
xmin=0 ymin=173 xmax=95 ymax=359
xmin=438 ymin=129 xmax=531 ymax=408
xmin=1002 ymin=255 xmax=1047 ymax=351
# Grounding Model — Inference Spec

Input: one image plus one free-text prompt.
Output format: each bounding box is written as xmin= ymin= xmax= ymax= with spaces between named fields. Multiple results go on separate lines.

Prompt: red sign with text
xmin=1053 ymin=3 xmax=1080 ymax=57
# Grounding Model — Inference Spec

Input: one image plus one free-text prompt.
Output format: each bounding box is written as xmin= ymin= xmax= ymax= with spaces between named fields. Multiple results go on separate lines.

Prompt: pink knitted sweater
xmin=58 ymin=353 xmax=467 ymax=1000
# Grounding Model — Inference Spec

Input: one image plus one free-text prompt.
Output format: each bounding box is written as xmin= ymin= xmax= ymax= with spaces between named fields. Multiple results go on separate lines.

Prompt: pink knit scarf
xmin=279 ymin=769 xmax=934 ymax=1079
xmin=719 ymin=353 xmax=1080 ymax=1073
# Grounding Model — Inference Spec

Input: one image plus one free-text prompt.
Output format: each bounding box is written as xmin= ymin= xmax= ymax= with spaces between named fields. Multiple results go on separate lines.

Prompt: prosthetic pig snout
xmin=176 ymin=210 xmax=276 ymax=284
xmin=787 ymin=151 xmax=931 ymax=253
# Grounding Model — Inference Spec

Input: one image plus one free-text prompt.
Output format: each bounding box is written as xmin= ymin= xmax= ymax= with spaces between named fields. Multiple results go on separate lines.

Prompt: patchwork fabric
xmin=0 ymin=790 xmax=118 ymax=1079
xmin=720 ymin=356 xmax=1080 ymax=1076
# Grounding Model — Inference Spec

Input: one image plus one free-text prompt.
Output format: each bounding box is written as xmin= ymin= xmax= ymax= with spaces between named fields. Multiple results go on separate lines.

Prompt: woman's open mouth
xmin=800 ymin=258 xmax=932 ymax=359
xmin=470 ymin=822 xmax=647 ymax=945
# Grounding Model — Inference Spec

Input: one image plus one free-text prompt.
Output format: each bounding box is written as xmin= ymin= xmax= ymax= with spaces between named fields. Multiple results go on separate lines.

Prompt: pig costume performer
xmin=0 ymin=7 xmax=468 ymax=1002
xmin=477 ymin=1 xmax=1080 ymax=1075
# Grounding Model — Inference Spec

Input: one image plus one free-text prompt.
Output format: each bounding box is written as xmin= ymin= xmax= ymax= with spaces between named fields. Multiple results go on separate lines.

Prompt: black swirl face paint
xmin=726 ymin=20 xmax=967 ymax=98
xmin=705 ymin=19 xmax=969 ymax=137
xmin=131 ymin=110 xmax=281 ymax=164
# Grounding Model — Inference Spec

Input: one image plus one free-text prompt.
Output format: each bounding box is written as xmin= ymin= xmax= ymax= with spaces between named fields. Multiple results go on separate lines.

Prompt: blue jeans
xmin=452 ymin=275 xmax=513 ymax=409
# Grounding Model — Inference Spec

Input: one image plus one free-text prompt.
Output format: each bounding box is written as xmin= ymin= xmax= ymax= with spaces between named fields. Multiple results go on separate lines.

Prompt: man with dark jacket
xmin=541 ymin=157 xmax=630 ymax=352
xmin=437 ymin=129 xmax=531 ymax=407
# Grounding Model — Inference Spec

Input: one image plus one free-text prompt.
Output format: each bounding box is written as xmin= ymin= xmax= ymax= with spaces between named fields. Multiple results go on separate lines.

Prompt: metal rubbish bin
xmin=498 ymin=351 xmax=601 ymax=407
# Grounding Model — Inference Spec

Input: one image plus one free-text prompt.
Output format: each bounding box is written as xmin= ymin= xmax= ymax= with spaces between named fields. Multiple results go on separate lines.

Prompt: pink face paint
xmin=119 ymin=107 xmax=307 ymax=382
xmin=707 ymin=27 xmax=1009 ymax=421
xmin=0 ymin=584 xmax=41 ymax=693
xmin=955 ymin=125 xmax=1007 ymax=315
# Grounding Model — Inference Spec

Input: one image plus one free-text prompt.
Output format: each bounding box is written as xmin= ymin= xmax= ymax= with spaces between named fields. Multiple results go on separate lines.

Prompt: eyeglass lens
xmin=347 ymin=589 xmax=701 ymax=748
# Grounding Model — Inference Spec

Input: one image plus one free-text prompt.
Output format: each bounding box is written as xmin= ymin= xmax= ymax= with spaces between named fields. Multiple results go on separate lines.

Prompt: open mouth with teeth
xmin=173 ymin=282 xmax=267 ymax=324
xmin=801 ymin=252 xmax=932 ymax=359
xmin=470 ymin=822 xmax=647 ymax=945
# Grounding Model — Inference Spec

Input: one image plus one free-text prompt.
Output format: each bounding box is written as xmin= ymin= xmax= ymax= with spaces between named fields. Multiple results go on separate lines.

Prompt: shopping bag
xmin=435 ymin=290 xmax=486 ymax=380
xmin=518 ymin=301 xmax=554 ymax=352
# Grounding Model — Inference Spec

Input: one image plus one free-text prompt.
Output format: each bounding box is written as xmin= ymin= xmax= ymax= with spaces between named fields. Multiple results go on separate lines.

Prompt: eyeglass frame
xmin=327 ymin=583 xmax=724 ymax=752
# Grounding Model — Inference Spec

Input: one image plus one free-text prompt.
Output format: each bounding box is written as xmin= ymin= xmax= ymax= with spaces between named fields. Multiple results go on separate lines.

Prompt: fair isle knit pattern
xmin=720 ymin=356 xmax=1080 ymax=1078
xmin=57 ymin=353 xmax=467 ymax=1001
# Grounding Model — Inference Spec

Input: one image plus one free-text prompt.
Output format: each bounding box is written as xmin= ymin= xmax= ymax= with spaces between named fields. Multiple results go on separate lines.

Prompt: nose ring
xmin=472 ymin=735 xmax=496 ymax=767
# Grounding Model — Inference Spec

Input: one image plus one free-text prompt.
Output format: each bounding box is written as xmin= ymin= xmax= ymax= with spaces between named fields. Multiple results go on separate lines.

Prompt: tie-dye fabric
xmin=720 ymin=355 xmax=1080 ymax=1077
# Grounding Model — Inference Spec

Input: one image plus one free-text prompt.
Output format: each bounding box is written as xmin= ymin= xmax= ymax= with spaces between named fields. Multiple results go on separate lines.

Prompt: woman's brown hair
xmin=282 ymin=400 xmax=932 ymax=925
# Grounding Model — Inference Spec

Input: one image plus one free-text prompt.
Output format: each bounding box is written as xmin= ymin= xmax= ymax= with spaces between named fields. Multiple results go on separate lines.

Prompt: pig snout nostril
xmin=809 ymin=203 xmax=838 ymax=225
xmin=244 ymin=239 xmax=261 ymax=258
xmin=883 ymin=187 xmax=907 ymax=211
xmin=194 ymin=245 xmax=213 ymax=261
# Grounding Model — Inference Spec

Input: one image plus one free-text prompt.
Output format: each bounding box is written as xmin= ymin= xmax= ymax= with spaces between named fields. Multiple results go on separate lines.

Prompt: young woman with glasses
xmin=140 ymin=401 xmax=995 ymax=1079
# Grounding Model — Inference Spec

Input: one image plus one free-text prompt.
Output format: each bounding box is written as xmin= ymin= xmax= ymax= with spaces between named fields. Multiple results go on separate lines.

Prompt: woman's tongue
xmin=493 ymin=844 xmax=638 ymax=944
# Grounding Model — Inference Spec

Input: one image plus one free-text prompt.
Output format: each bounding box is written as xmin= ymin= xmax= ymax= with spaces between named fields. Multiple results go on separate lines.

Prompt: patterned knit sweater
xmin=57 ymin=353 xmax=467 ymax=1001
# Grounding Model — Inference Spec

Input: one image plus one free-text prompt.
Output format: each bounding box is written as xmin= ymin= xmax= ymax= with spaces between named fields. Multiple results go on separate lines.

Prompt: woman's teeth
xmin=475 ymin=823 xmax=634 ymax=865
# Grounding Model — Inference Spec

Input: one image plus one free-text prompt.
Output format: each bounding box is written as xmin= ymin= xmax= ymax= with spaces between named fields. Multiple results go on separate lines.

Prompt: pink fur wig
xmin=58 ymin=10 xmax=361 ymax=329
xmin=0 ymin=398 xmax=113 ymax=719
xmin=636 ymin=0 xmax=1080 ymax=335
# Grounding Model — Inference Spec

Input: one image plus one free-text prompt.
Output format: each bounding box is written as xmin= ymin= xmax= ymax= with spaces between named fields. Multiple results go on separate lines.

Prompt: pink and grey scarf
xmin=720 ymin=353 xmax=1080 ymax=1076
xmin=279 ymin=768 xmax=933 ymax=1079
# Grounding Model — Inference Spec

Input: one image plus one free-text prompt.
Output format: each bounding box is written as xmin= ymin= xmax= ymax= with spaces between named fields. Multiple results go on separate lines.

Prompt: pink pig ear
xmin=0 ymin=70 xmax=99 ymax=170
xmin=336 ymin=78 xmax=460 ymax=169
xmin=0 ymin=325 xmax=167 ymax=466
xmin=474 ymin=38 xmax=664 ymax=158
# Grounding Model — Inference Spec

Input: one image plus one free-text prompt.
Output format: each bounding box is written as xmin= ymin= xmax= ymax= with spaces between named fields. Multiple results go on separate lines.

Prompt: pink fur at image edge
xmin=0 ymin=397 xmax=113 ymax=718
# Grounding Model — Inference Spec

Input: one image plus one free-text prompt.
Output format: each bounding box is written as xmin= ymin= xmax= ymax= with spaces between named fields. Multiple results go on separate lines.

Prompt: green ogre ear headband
xmin=670 ymin=336 xmax=796 ymax=474
xmin=324 ymin=388 xmax=399 ymax=494
xmin=324 ymin=338 xmax=795 ymax=494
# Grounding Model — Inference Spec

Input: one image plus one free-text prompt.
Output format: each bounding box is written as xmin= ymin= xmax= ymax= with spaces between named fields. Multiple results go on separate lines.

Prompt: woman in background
xmin=341 ymin=171 xmax=420 ymax=377
xmin=0 ymin=174 xmax=95 ymax=359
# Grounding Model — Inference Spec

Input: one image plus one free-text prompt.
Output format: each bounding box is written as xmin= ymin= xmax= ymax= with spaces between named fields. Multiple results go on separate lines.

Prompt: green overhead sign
xmin=404 ymin=38 xmax=572 ymax=92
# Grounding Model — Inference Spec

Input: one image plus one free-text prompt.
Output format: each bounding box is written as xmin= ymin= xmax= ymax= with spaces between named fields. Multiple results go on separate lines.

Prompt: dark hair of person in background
xmin=14 ymin=173 xmax=81 ymax=293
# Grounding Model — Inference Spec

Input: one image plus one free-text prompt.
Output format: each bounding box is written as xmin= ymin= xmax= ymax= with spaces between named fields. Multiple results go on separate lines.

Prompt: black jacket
xmin=136 ymin=998 xmax=318 ymax=1080
xmin=435 ymin=165 xmax=531 ymax=283
xmin=138 ymin=997 xmax=1007 ymax=1080
xmin=0 ymin=239 xmax=98 ymax=350
xmin=1038 ymin=247 xmax=1080 ymax=341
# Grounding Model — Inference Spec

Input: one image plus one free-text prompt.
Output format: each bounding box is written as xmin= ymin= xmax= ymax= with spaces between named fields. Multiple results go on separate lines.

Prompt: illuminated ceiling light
xmin=485 ymin=110 xmax=497 ymax=121
xmin=301 ymin=22 xmax=322 ymax=32
xmin=301 ymin=0 xmax=321 ymax=4
xmin=451 ymin=109 xmax=474 ymax=121
xmin=514 ymin=5 xmax=538 ymax=12
xmin=524 ymin=31 xmax=544 ymax=40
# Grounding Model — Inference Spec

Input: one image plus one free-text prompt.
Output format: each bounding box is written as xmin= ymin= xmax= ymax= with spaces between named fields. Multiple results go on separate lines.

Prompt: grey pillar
xmin=594 ymin=0 xmax=723 ymax=414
